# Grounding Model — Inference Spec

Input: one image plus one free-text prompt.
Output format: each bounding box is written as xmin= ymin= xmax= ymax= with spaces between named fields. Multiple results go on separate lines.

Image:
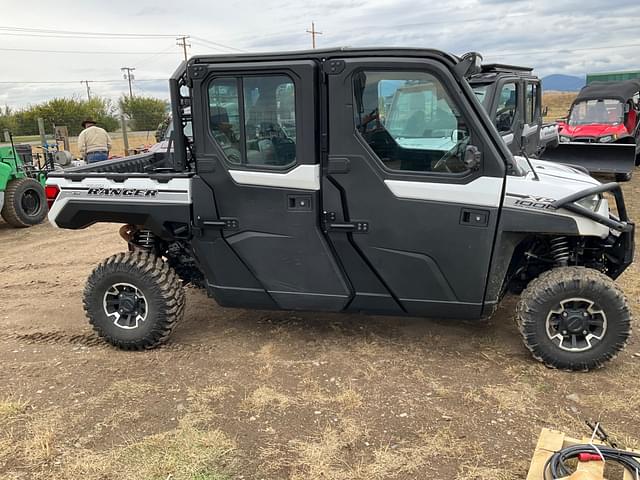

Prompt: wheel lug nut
xmin=562 ymin=330 xmax=568 ymax=335
xmin=582 ymin=330 xmax=588 ymax=335
xmin=583 ymin=312 xmax=588 ymax=317
xmin=562 ymin=312 xmax=568 ymax=317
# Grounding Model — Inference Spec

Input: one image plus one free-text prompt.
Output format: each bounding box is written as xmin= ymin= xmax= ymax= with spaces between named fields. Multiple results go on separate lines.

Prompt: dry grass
xmin=543 ymin=92 xmax=577 ymax=121
xmin=482 ymin=383 xmax=541 ymax=414
xmin=284 ymin=424 xmax=476 ymax=480
xmin=0 ymin=398 xmax=28 ymax=418
xmin=63 ymin=421 xmax=235 ymax=480
xmin=243 ymin=386 xmax=292 ymax=413
xmin=457 ymin=464 xmax=523 ymax=480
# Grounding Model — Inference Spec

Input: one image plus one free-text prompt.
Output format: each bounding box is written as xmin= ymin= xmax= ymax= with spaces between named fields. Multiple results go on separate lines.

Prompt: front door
xmin=324 ymin=57 xmax=506 ymax=318
xmin=189 ymin=59 xmax=350 ymax=311
xmin=492 ymin=80 xmax=521 ymax=154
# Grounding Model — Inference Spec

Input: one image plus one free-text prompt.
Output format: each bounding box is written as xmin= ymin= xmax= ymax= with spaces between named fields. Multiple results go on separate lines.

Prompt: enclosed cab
xmin=469 ymin=64 xmax=558 ymax=157
xmin=46 ymin=49 xmax=634 ymax=371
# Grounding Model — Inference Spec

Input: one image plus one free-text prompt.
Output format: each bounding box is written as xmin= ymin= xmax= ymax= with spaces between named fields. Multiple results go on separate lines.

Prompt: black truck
xmin=46 ymin=49 xmax=634 ymax=370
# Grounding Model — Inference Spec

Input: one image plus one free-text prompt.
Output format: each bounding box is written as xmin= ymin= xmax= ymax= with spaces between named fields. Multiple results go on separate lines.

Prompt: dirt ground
xmin=1 ymin=173 xmax=640 ymax=480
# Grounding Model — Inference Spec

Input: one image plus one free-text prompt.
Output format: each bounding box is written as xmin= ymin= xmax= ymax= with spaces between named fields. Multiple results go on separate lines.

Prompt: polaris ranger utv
xmin=547 ymin=80 xmax=640 ymax=181
xmin=469 ymin=63 xmax=558 ymax=157
xmin=46 ymin=49 xmax=634 ymax=370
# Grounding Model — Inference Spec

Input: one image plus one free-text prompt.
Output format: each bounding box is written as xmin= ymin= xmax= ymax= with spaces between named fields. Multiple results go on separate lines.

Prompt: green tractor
xmin=0 ymin=143 xmax=48 ymax=228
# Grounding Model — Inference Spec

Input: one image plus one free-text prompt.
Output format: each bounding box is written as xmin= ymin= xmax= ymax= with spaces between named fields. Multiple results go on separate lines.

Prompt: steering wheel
xmin=432 ymin=141 xmax=467 ymax=173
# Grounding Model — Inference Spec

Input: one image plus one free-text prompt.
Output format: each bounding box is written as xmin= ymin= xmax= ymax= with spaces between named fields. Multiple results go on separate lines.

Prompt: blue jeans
xmin=87 ymin=151 xmax=108 ymax=163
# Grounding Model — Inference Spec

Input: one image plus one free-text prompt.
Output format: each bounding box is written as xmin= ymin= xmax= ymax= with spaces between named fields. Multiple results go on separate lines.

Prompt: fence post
xmin=120 ymin=115 xmax=129 ymax=156
xmin=37 ymin=117 xmax=46 ymax=147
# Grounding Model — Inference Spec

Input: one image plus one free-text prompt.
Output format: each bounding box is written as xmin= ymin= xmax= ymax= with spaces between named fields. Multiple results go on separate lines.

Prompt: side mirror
xmin=542 ymin=106 xmax=549 ymax=117
xmin=463 ymin=145 xmax=481 ymax=171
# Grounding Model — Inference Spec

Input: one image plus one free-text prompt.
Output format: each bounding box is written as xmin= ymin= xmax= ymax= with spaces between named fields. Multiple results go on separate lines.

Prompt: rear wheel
xmin=83 ymin=251 xmax=185 ymax=350
xmin=1 ymin=178 xmax=47 ymax=227
xmin=516 ymin=266 xmax=631 ymax=370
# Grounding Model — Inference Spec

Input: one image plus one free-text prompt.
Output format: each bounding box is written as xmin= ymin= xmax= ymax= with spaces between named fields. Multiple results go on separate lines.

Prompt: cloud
xmin=0 ymin=0 xmax=637 ymax=109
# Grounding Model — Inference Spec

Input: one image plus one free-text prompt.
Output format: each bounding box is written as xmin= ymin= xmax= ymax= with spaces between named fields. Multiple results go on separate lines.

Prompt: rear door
xmin=189 ymin=59 xmax=350 ymax=311
xmin=324 ymin=56 xmax=506 ymax=318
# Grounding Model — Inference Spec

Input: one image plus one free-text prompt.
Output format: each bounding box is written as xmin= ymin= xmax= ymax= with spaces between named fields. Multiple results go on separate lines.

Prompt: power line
xmin=190 ymin=36 xmax=246 ymax=53
xmin=0 ymin=46 xmax=177 ymax=55
xmin=0 ymin=79 xmax=166 ymax=84
xmin=0 ymin=25 xmax=180 ymax=38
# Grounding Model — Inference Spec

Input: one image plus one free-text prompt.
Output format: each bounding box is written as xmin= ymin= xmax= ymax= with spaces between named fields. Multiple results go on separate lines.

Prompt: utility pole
xmin=121 ymin=67 xmax=135 ymax=99
xmin=176 ymin=35 xmax=191 ymax=61
xmin=80 ymin=80 xmax=92 ymax=100
xmin=306 ymin=21 xmax=323 ymax=49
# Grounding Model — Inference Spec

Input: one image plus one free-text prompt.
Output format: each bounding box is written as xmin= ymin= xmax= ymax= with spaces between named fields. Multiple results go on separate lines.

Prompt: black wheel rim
xmin=21 ymin=189 xmax=42 ymax=217
xmin=103 ymin=283 xmax=148 ymax=330
xmin=545 ymin=297 xmax=607 ymax=352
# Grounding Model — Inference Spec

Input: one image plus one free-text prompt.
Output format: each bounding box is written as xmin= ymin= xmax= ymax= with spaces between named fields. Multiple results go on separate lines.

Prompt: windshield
xmin=569 ymin=99 xmax=623 ymax=126
xmin=471 ymin=84 xmax=490 ymax=107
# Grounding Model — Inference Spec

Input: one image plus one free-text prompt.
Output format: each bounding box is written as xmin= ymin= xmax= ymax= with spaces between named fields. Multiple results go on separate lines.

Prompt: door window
xmin=209 ymin=75 xmax=297 ymax=168
xmin=526 ymin=82 xmax=540 ymax=125
xmin=354 ymin=70 xmax=471 ymax=174
xmin=495 ymin=83 xmax=517 ymax=133
xmin=209 ymin=78 xmax=242 ymax=164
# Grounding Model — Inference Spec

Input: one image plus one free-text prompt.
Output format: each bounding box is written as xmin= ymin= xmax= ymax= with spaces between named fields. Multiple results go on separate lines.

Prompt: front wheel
xmin=83 ymin=251 xmax=185 ymax=350
xmin=516 ymin=266 xmax=631 ymax=371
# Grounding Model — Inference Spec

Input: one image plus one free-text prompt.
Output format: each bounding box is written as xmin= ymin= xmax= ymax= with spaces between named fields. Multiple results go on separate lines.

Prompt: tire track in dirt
xmin=5 ymin=330 xmax=107 ymax=347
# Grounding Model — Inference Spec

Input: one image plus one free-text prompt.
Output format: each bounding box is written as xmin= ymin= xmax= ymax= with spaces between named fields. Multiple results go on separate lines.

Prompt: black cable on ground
xmin=544 ymin=444 xmax=640 ymax=479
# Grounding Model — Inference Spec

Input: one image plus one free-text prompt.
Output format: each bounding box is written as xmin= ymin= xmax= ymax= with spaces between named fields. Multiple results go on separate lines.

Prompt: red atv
xmin=547 ymin=80 xmax=640 ymax=181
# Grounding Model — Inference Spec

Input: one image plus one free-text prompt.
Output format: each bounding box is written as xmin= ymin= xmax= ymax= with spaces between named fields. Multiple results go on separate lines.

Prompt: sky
xmin=0 ymin=0 xmax=638 ymax=109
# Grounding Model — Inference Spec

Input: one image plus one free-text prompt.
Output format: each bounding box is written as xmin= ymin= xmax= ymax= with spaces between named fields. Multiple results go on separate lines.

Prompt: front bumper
xmin=553 ymin=182 xmax=634 ymax=279
xmin=607 ymin=225 xmax=634 ymax=279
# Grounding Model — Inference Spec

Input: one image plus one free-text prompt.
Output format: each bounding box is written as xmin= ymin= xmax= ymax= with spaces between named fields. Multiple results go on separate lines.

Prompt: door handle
xmin=460 ymin=208 xmax=489 ymax=227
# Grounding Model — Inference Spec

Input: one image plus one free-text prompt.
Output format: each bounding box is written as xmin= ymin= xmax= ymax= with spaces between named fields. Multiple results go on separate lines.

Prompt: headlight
xmin=560 ymin=135 xmax=571 ymax=142
xmin=576 ymin=193 xmax=601 ymax=211
xmin=598 ymin=135 xmax=613 ymax=143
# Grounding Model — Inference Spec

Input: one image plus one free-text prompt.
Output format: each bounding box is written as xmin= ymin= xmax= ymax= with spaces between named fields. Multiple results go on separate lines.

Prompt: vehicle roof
xmin=188 ymin=47 xmax=461 ymax=66
xmin=575 ymin=79 xmax=640 ymax=103
xmin=468 ymin=64 xmax=537 ymax=83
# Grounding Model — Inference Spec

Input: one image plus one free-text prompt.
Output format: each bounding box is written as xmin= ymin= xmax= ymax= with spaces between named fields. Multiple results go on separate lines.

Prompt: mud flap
xmin=541 ymin=142 xmax=636 ymax=175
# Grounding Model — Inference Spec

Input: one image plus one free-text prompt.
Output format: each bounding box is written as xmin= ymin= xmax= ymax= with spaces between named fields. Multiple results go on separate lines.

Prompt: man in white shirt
xmin=77 ymin=118 xmax=112 ymax=163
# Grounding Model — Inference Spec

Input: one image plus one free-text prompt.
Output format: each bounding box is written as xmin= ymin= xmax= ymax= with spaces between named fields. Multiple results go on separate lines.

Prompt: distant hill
xmin=542 ymin=74 xmax=585 ymax=92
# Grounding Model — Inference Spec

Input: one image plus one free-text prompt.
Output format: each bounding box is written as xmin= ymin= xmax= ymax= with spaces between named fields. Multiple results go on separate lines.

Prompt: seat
xmin=625 ymin=109 xmax=637 ymax=134
xmin=403 ymin=110 xmax=427 ymax=137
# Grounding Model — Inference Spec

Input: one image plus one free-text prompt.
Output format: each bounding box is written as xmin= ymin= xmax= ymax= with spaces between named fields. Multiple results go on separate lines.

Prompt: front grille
xmin=572 ymin=137 xmax=596 ymax=143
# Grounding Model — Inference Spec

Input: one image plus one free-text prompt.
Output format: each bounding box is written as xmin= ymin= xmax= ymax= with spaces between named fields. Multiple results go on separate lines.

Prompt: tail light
xmin=45 ymin=185 xmax=60 ymax=209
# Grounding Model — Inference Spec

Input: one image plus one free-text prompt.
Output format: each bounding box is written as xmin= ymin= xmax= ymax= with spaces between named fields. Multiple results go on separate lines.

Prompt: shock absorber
xmin=550 ymin=236 xmax=570 ymax=266
xmin=132 ymin=230 xmax=157 ymax=251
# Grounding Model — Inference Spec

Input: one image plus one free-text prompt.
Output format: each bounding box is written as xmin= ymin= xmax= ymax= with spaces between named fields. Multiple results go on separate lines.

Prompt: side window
xmin=495 ymin=83 xmax=517 ymax=133
xmin=208 ymin=75 xmax=296 ymax=168
xmin=209 ymin=78 xmax=242 ymax=164
xmin=243 ymin=76 xmax=296 ymax=167
xmin=354 ymin=70 xmax=471 ymax=174
xmin=526 ymin=83 xmax=540 ymax=125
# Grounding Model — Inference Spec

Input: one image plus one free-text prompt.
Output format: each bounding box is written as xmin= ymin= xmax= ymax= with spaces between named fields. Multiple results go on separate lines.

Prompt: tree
xmin=9 ymin=97 xmax=118 ymax=136
xmin=119 ymin=95 xmax=168 ymax=131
